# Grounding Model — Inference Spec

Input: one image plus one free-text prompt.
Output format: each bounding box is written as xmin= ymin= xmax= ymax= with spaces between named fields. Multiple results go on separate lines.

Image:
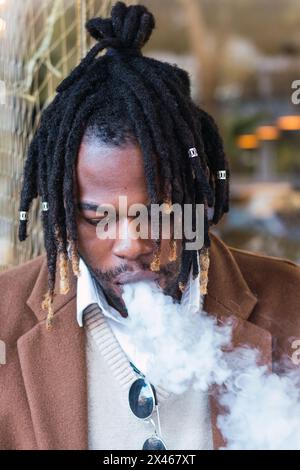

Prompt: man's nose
xmin=112 ymin=217 xmax=153 ymax=261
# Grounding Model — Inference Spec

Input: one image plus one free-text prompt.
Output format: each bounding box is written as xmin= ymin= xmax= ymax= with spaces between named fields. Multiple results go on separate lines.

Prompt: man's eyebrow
xmin=77 ymin=201 xmax=99 ymax=212
xmin=77 ymin=200 xmax=166 ymax=213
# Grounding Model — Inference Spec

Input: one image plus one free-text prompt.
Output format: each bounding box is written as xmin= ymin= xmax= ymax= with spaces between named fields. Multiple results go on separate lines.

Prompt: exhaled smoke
xmin=122 ymin=280 xmax=300 ymax=450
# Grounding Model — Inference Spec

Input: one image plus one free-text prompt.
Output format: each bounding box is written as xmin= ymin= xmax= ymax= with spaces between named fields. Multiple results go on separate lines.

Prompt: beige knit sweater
xmin=84 ymin=303 xmax=213 ymax=450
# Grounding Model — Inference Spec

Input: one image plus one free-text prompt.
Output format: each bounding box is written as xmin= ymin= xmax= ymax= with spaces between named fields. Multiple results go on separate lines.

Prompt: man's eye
xmin=85 ymin=218 xmax=101 ymax=226
xmin=85 ymin=217 xmax=115 ymax=226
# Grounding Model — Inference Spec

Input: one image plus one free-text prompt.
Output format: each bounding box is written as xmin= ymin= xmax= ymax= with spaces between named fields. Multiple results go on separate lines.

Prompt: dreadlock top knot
xmin=57 ymin=1 xmax=155 ymax=93
xmin=85 ymin=1 xmax=155 ymax=56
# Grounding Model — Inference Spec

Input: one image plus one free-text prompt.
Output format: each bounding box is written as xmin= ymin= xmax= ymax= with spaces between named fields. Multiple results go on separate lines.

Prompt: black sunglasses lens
xmin=142 ymin=436 xmax=167 ymax=450
xmin=129 ymin=378 xmax=155 ymax=419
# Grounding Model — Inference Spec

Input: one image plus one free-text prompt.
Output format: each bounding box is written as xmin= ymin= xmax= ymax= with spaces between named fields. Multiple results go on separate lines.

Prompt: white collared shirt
xmin=77 ymin=254 xmax=202 ymax=375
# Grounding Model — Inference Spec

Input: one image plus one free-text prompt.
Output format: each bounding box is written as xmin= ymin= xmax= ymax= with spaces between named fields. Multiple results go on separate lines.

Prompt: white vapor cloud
xmin=122 ymin=280 xmax=300 ymax=450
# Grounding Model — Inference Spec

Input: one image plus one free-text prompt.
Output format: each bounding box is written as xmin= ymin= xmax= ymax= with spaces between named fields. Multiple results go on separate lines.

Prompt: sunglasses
xmin=128 ymin=362 xmax=167 ymax=450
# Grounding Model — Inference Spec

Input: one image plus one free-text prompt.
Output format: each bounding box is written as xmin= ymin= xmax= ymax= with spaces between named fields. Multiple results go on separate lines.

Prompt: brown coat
xmin=0 ymin=232 xmax=299 ymax=450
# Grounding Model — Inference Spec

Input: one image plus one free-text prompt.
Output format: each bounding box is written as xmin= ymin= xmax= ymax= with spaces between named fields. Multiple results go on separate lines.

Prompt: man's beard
xmin=78 ymin=251 xmax=183 ymax=317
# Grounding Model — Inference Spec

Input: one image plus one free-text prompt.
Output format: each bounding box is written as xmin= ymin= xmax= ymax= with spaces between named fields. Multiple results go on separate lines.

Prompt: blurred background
xmin=0 ymin=0 xmax=299 ymax=270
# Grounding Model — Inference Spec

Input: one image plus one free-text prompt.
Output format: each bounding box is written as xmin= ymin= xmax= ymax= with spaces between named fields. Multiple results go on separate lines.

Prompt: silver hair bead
xmin=217 ymin=170 xmax=227 ymax=180
xmin=188 ymin=147 xmax=198 ymax=158
xmin=19 ymin=211 xmax=28 ymax=221
xmin=42 ymin=201 xmax=49 ymax=211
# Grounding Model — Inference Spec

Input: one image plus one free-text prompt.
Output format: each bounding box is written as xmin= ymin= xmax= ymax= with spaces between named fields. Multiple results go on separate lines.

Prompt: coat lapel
xmin=204 ymin=233 xmax=272 ymax=449
xmin=18 ymin=256 xmax=88 ymax=450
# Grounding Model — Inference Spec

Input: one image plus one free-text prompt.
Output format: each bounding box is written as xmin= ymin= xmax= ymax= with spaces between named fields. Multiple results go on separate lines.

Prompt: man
xmin=0 ymin=2 xmax=299 ymax=450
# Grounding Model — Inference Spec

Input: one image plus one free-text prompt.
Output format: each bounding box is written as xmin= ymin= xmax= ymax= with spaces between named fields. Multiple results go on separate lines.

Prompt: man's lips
xmin=114 ymin=271 xmax=159 ymax=285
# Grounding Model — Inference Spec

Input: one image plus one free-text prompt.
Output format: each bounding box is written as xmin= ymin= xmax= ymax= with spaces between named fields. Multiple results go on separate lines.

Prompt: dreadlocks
xmin=18 ymin=1 xmax=230 ymax=330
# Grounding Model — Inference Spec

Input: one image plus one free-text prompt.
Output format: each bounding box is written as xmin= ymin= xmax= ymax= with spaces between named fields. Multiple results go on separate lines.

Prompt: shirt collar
xmin=76 ymin=257 xmax=126 ymax=327
xmin=76 ymin=252 xmax=201 ymax=327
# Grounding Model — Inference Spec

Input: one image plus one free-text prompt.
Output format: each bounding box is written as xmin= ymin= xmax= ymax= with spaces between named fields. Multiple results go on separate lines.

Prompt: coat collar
xmin=26 ymin=254 xmax=77 ymax=323
xmin=204 ymin=231 xmax=258 ymax=321
xmin=20 ymin=232 xmax=271 ymax=449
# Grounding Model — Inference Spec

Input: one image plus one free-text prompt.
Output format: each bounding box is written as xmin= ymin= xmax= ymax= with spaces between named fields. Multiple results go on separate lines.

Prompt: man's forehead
xmin=75 ymin=139 xmax=150 ymax=206
xmin=77 ymin=138 xmax=144 ymax=167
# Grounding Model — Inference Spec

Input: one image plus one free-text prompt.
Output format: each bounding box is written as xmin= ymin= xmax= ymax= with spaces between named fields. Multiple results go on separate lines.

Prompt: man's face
xmin=75 ymin=136 xmax=182 ymax=316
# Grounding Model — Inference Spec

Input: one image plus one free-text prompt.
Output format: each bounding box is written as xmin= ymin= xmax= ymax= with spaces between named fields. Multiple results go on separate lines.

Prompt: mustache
xmin=83 ymin=258 xmax=177 ymax=284
xmin=94 ymin=263 xmax=135 ymax=282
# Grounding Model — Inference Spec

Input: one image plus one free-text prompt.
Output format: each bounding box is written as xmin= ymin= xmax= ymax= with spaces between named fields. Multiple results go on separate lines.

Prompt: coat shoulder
xmin=0 ymin=254 xmax=46 ymax=339
xmin=229 ymin=244 xmax=300 ymax=286
xmin=228 ymin=244 xmax=300 ymax=336
xmin=0 ymin=254 xmax=45 ymax=296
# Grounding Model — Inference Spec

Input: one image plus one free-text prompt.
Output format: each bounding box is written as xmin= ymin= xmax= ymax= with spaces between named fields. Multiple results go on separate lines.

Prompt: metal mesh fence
xmin=0 ymin=0 xmax=138 ymax=270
